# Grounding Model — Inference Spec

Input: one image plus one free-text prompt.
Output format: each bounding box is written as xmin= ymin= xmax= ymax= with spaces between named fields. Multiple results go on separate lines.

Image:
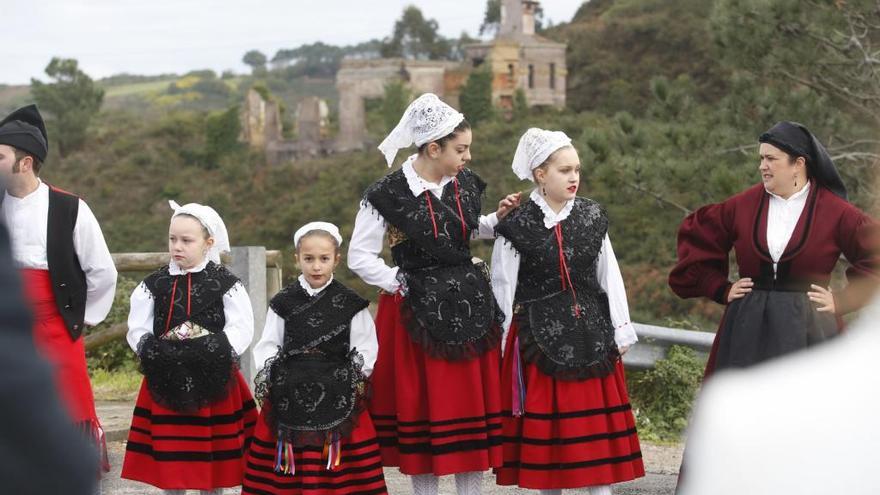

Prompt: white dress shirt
xmin=490 ymin=189 xmax=638 ymax=355
xmin=126 ymin=258 xmax=255 ymax=355
xmin=766 ymin=183 xmax=810 ymax=272
xmin=252 ymin=275 xmax=379 ymax=377
xmin=2 ymin=180 xmax=117 ymax=326
xmin=348 ymin=155 xmax=499 ymax=293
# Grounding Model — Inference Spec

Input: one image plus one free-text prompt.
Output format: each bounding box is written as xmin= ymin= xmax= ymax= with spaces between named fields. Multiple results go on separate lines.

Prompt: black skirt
xmin=715 ymin=289 xmax=838 ymax=370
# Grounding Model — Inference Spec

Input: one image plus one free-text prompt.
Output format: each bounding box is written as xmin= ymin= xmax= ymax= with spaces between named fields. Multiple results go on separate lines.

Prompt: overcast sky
xmin=1 ymin=1 xmax=586 ymax=85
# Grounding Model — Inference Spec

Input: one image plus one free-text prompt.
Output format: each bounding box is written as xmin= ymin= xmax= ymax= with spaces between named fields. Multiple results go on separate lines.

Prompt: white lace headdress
xmin=377 ymin=93 xmax=465 ymax=167
xmin=168 ymin=200 xmax=230 ymax=264
xmin=511 ymin=128 xmax=573 ymax=181
xmin=293 ymin=221 xmax=343 ymax=247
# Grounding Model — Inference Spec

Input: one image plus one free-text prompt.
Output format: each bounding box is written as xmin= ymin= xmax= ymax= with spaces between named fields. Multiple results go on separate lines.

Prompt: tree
xmin=381 ymin=6 xmax=451 ymax=60
xmin=459 ymin=69 xmax=494 ymax=126
xmin=712 ymin=0 xmax=880 ymax=128
xmin=204 ymin=105 xmax=242 ymax=168
xmin=242 ymin=50 xmax=268 ymax=75
xmin=381 ymin=80 xmax=412 ymax=133
xmin=30 ymin=57 xmax=104 ymax=157
xmin=479 ymin=0 xmax=501 ymax=37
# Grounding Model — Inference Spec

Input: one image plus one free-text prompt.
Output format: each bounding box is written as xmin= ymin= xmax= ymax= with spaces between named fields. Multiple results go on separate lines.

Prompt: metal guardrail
xmin=623 ymin=323 xmax=714 ymax=369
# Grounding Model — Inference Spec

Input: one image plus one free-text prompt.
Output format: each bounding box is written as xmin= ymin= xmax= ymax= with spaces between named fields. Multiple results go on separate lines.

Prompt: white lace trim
xmin=168 ymin=257 xmax=210 ymax=275
xmin=402 ymin=154 xmax=454 ymax=197
xmin=530 ymin=189 xmax=575 ymax=229
xmin=297 ymin=274 xmax=335 ymax=296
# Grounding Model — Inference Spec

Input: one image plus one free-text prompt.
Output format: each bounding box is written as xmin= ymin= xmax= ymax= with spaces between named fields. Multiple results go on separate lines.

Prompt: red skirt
xmin=20 ymin=269 xmax=109 ymax=472
xmin=369 ymin=293 xmax=503 ymax=476
xmin=242 ymin=405 xmax=388 ymax=495
xmin=495 ymin=322 xmax=645 ymax=489
xmin=121 ymin=371 xmax=258 ymax=490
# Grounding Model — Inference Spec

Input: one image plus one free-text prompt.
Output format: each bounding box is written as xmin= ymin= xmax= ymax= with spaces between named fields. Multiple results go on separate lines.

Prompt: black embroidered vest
xmin=142 ymin=261 xmax=238 ymax=336
xmin=496 ymin=198 xmax=618 ymax=380
xmin=269 ymin=280 xmax=369 ymax=357
xmin=257 ymin=280 xmax=371 ymax=445
xmin=362 ymin=167 xmax=503 ymax=360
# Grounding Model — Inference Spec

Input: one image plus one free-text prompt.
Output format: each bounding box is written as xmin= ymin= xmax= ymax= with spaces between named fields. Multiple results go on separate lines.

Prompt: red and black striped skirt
xmin=494 ymin=322 xmax=645 ymax=489
xmin=121 ymin=370 xmax=258 ymax=490
xmin=369 ymin=293 xmax=503 ymax=476
xmin=241 ymin=406 xmax=387 ymax=495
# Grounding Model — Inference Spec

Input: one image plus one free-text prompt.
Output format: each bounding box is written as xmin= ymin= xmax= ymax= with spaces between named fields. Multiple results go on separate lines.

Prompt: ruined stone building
xmin=335 ymin=0 xmax=567 ymax=152
xmin=242 ymin=0 xmax=566 ymax=162
xmin=464 ymin=0 xmax=567 ymax=109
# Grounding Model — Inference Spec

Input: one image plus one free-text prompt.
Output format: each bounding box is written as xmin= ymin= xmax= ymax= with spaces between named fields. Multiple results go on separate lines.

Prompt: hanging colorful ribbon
xmin=274 ymin=436 xmax=295 ymax=476
xmin=511 ymin=335 xmax=526 ymax=417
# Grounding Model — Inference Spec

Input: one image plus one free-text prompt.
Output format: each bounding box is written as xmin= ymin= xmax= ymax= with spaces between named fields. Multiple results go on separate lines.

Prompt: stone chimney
xmin=522 ymin=1 xmax=539 ymax=36
xmin=500 ymin=0 xmax=518 ymax=35
xmin=500 ymin=0 xmax=540 ymax=37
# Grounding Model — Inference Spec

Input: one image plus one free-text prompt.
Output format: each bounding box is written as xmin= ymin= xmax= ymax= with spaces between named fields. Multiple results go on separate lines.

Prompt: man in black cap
xmin=0 ymin=105 xmax=117 ymax=479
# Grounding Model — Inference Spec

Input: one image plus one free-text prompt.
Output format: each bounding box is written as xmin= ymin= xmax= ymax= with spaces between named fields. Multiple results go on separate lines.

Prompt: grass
xmin=90 ymin=368 xmax=142 ymax=401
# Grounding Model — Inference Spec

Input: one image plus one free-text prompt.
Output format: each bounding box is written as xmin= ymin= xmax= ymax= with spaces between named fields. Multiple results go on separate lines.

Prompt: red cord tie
xmin=424 ymin=192 xmax=439 ymax=239
xmin=554 ymin=224 xmax=582 ymax=319
xmin=164 ymin=272 xmax=193 ymax=334
xmin=424 ymin=181 xmax=469 ymax=242
xmin=452 ymin=178 xmax=468 ymax=240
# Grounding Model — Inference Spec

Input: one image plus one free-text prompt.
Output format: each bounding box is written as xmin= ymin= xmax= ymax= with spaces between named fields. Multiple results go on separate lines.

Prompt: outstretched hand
xmin=497 ymin=192 xmax=522 ymax=219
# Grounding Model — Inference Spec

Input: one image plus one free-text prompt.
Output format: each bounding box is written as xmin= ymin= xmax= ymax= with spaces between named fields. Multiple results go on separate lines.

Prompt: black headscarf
xmin=0 ymin=105 xmax=49 ymax=162
xmin=758 ymin=121 xmax=847 ymax=201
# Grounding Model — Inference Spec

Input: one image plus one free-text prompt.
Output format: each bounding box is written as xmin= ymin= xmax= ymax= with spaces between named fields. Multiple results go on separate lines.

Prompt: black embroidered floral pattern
xmin=142 ymin=261 xmax=239 ymax=337
xmin=254 ymin=281 xmax=371 ymax=445
xmin=497 ymin=198 xmax=619 ymax=380
xmin=363 ymin=168 xmax=484 ymax=270
xmin=136 ymin=331 xmax=237 ymax=413
xmin=363 ymin=168 xmax=504 ymax=360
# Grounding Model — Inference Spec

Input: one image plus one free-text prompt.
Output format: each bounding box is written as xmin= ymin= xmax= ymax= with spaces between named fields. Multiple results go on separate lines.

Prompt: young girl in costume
xmin=348 ymin=93 xmax=519 ymax=495
xmin=242 ymin=221 xmax=387 ymax=495
xmin=122 ymin=201 xmax=258 ymax=495
xmin=491 ymin=129 xmax=644 ymax=495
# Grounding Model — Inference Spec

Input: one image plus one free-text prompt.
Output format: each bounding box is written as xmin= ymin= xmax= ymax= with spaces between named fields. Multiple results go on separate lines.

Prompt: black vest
xmin=269 ymin=280 xmax=369 ymax=358
xmin=496 ymin=198 xmax=618 ymax=380
xmin=47 ymin=187 xmax=89 ymax=339
xmin=363 ymin=167 xmax=485 ymax=270
xmin=142 ymin=261 xmax=239 ymax=336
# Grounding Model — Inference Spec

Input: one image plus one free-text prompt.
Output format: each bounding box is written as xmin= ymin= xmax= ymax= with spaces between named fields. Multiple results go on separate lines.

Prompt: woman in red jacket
xmin=669 ymin=121 xmax=877 ymax=374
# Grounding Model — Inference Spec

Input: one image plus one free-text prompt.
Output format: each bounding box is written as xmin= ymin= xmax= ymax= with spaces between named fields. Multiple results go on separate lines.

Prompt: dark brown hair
xmin=13 ymin=147 xmax=42 ymax=175
xmin=417 ymin=119 xmax=471 ymax=155
xmin=295 ymin=230 xmax=340 ymax=255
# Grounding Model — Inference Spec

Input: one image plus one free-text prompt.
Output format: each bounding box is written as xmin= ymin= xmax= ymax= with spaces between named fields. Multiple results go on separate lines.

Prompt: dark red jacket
xmin=669 ymin=182 xmax=878 ymax=313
